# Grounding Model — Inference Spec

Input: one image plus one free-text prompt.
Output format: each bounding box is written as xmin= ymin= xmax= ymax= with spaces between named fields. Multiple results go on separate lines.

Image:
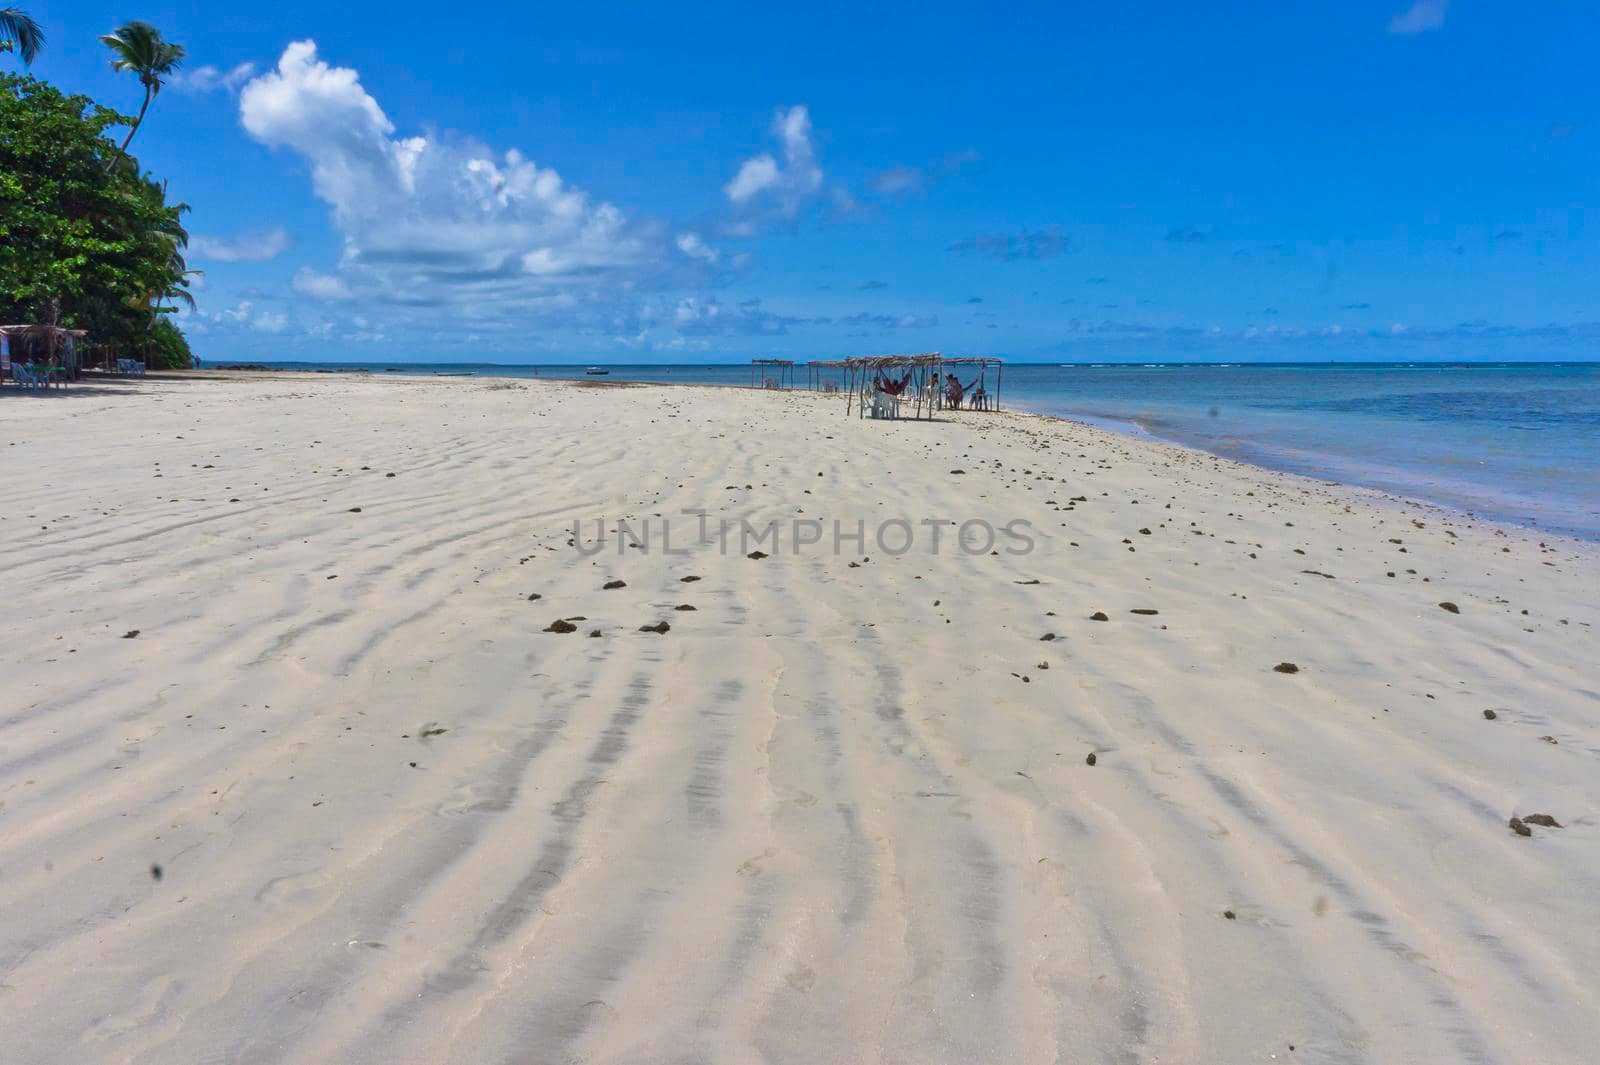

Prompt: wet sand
xmin=1 ymin=371 xmax=1596 ymax=1064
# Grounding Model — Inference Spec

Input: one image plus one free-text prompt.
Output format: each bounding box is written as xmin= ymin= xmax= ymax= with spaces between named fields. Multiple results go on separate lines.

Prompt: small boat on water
xmin=584 ymin=367 xmax=610 ymax=376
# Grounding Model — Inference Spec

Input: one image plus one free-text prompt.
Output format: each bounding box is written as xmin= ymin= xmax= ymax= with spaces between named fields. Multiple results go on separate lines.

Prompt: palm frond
xmin=100 ymin=21 xmax=185 ymax=82
xmin=0 ymin=6 xmax=45 ymax=65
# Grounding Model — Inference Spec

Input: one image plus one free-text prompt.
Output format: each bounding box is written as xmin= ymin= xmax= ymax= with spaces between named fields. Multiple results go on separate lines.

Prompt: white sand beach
xmin=1 ymin=371 xmax=1596 ymax=1065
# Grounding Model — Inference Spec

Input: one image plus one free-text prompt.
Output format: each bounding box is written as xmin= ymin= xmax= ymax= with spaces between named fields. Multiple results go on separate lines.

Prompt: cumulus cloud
xmin=200 ymin=300 xmax=291 ymax=333
xmin=292 ymin=267 xmax=353 ymax=301
xmin=253 ymin=310 xmax=290 ymax=333
xmin=189 ymin=227 xmax=292 ymax=262
xmin=724 ymin=106 xmax=824 ymax=213
xmin=668 ymin=296 xmax=810 ymax=337
xmin=725 ymin=156 xmax=781 ymax=202
xmin=1388 ymin=0 xmax=1448 ymax=34
xmin=675 ymin=232 xmax=720 ymax=264
xmin=172 ymin=62 xmax=257 ymax=93
xmin=947 ymin=226 xmax=1071 ymax=261
xmin=238 ymin=41 xmax=658 ymax=314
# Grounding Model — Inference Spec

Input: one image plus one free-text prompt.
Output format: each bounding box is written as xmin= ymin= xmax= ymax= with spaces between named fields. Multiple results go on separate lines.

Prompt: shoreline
xmin=201 ymin=365 xmax=1600 ymax=547
xmin=1008 ymin=396 xmax=1600 ymax=544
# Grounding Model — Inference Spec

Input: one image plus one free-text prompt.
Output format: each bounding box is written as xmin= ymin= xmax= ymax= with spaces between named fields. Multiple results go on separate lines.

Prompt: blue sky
xmin=15 ymin=1 xmax=1600 ymax=362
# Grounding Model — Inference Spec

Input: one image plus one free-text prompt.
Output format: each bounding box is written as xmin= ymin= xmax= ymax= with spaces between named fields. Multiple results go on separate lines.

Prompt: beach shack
xmin=751 ymin=358 xmax=795 ymax=389
xmin=2 ymin=324 xmax=86 ymax=385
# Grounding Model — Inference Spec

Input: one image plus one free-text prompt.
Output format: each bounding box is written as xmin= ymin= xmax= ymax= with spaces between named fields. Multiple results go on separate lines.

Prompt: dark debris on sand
xmin=639 ymin=621 xmax=671 ymax=634
xmin=1273 ymin=662 xmax=1300 ymax=674
xmin=543 ymin=620 xmax=578 ymax=634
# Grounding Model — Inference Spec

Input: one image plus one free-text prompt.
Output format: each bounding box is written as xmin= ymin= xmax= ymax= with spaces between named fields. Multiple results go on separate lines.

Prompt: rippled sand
xmin=2 ymin=371 xmax=1595 ymax=1064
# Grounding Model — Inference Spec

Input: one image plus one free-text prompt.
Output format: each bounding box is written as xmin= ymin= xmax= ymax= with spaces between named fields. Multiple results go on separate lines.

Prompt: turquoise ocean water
xmin=247 ymin=361 xmax=1600 ymax=540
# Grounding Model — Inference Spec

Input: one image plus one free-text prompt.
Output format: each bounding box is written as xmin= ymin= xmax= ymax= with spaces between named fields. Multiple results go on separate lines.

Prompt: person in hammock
xmin=874 ymin=368 xmax=914 ymax=397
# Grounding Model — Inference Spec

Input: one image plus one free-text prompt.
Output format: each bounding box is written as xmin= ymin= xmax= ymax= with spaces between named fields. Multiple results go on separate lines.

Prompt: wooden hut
xmin=1 ymin=324 xmax=87 ymax=383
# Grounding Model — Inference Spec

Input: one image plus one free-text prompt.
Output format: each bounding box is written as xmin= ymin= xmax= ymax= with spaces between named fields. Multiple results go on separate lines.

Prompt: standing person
xmin=945 ymin=372 xmax=964 ymax=409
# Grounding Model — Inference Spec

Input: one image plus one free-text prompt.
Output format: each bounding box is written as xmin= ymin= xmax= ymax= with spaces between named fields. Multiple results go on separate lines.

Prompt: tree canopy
xmin=0 ymin=71 xmax=196 ymax=367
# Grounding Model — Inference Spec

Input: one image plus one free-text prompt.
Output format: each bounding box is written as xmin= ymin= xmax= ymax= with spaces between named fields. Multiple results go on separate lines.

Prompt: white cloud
xmin=198 ymin=299 xmax=291 ymax=335
xmin=189 ymin=227 xmax=292 ymax=263
xmin=1388 ymin=0 xmax=1448 ymax=34
xmin=219 ymin=300 xmax=254 ymax=323
xmin=253 ymin=310 xmax=290 ymax=333
xmin=726 ymin=155 xmax=781 ymax=203
xmin=675 ymin=232 xmax=720 ymax=264
xmin=173 ymin=62 xmax=258 ymax=93
xmin=238 ymin=41 xmax=657 ymax=313
xmin=724 ymin=105 xmax=823 ymax=213
xmin=292 ymin=267 xmax=353 ymax=301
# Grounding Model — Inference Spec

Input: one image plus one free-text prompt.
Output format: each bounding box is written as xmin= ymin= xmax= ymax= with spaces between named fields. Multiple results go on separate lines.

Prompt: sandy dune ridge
xmin=0 ymin=372 xmax=1595 ymax=1064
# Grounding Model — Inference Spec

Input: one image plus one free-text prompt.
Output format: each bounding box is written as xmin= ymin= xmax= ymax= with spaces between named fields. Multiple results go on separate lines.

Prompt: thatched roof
xmin=838 ymin=352 xmax=944 ymax=369
xmin=0 ymin=324 xmax=88 ymax=337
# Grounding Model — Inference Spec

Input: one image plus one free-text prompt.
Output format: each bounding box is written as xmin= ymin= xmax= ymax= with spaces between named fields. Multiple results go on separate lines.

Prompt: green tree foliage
xmin=0 ymin=72 xmax=196 ymax=361
xmin=147 ymin=316 xmax=192 ymax=370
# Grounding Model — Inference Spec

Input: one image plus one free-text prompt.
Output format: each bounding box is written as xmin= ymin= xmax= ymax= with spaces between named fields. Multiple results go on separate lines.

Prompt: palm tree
xmin=100 ymin=21 xmax=185 ymax=173
xmin=0 ymin=7 xmax=45 ymax=65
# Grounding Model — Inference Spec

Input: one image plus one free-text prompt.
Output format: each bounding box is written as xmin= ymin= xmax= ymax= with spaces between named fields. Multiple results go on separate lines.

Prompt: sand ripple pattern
xmin=0 ymin=372 xmax=1596 ymax=1064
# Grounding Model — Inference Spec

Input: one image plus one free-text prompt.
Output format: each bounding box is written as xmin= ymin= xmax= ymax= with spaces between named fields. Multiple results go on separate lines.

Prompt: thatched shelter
xmin=1 ymin=324 xmax=86 ymax=382
xmin=751 ymin=358 xmax=796 ymax=389
xmin=805 ymin=359 xmax=850 ymax=393
xmin=823 ymin=353 xmax=1005 ymax=419
xmin=939 ymin=356 xmax=1005 ymax=411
